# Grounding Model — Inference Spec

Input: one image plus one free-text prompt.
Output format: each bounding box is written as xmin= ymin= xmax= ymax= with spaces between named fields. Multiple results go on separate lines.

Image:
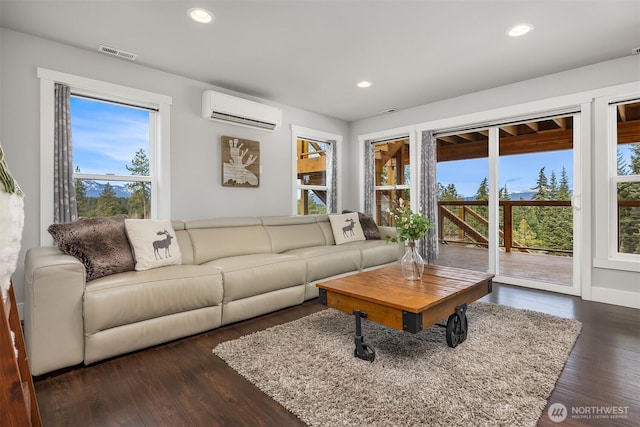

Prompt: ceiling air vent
xmin=98 ymin=45 xmax=137 ymax=61
xmin=378 ymin=108 xmax=399 ymax=115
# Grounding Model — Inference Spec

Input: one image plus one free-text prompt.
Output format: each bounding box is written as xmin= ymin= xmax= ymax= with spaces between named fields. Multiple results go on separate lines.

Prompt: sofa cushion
xmin=342 ymin=210 xmax=381 ymax=240
xmin=186 ymin=218 xmax=272 ymax=264
xmin=83 ymin=264 xmax=223 ymax=334
xmin=47 ymin=215 xmax=134 ymax=281
xmin=329 ymin=212 xmax=366 ymax=245
xmin=262 ymin=215 xmax=327 ymax=253
xmin=285 ymin=245 xmax=361 ymax=282
xmin=125 ymin=219 xmax=182 ymax=270
xmin=207 ymin=254 xmax=306 ymax=302
xmin=345 ymin=239 xmax=402 ymax=269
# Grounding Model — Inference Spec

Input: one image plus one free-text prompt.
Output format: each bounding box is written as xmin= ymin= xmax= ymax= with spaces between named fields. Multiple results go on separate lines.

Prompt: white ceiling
xmin=1 ymin=1 xmax=639 ymax=122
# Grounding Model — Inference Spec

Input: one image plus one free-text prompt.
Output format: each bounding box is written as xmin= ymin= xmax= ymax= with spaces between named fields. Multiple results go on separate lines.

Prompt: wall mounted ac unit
xmin=202 ymin=90 xmax=282 ymax=132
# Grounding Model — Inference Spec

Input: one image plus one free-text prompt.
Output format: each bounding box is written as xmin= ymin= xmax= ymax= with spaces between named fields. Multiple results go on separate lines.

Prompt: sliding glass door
xmin=497 ymin=115 xmax=576 ymax=289
xmin=434 ymin=130 xmax=490 ymax=273
xmin=432 ymin=113 xmax=581 ymax=295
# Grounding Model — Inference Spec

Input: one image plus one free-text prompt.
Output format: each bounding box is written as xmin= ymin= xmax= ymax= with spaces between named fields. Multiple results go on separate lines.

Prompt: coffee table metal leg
xmin=445 ymin=303 xmax=468 ymax=348
xmin=353 ymin=310 xmax=375 ymax=362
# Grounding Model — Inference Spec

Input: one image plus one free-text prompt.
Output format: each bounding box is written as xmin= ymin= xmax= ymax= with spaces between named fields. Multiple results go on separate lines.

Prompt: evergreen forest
xmin=439 ymin=144 xmax=640 ymax=255
xmin=75 ymin=148 xmax=150 ymax=219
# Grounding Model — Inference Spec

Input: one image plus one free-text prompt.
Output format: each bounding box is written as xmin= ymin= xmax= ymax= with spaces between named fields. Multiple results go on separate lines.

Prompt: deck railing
xmin=437 ymin=200 xmax=572 ymax=255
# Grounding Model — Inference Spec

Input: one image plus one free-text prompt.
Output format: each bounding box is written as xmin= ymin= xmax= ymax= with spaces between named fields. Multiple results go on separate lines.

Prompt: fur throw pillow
xmin=48 ymin=215 xmax=135 ymax=281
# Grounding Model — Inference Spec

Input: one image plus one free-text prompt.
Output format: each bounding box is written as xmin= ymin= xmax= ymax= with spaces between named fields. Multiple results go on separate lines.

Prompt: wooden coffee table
xmin=317 ymin=263 xmax=494 ymax=361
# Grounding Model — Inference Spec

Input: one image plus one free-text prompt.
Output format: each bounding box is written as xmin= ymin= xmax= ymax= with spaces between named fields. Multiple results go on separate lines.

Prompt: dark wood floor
xmin=34 ymin=283 xmax=639 ymax=427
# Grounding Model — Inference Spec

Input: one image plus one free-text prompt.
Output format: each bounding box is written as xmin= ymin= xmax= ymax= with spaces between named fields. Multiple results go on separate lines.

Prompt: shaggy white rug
xmin=213 ymin=302 xmax=581 ymax=426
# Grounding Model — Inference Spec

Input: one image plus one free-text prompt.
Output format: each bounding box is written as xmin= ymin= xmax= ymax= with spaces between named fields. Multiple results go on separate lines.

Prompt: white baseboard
xmin=590 ymin=287 xmax=640 ymax=309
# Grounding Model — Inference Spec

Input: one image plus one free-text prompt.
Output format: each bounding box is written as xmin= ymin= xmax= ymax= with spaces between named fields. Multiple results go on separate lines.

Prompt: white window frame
xmin=372 ymin=136 xmax=411 ymax=223
xmin=357 ymin=126 xmax=419 ymax=223
xmin=291 ymin=125 xmax=342 ymax=215
xmin=594 ymin=90 xmax=640 ymax=271
xmin=71 ymin=94 xmax=155 ymax=217
xmin=38 ymin=68 xmax=172 ymax=245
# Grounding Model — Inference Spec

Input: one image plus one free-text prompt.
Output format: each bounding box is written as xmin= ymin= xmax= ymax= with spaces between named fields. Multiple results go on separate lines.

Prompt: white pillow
xmin=329 ymin=212 xmax=366 ymax=245
xmin=124 ymin=219 xmax=182 ymax=271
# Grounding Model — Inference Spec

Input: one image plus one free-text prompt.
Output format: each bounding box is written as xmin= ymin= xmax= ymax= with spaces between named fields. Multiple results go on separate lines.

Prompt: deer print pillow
xmin=328 ymin=212 xmax=366 ymax=245
xmin=124 ymin=219 xmax=182 ymax=271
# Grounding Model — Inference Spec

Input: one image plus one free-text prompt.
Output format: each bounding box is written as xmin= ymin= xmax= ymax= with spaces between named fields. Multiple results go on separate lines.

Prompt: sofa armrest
xmin=24 ymin=246 xmax=85 ymax=375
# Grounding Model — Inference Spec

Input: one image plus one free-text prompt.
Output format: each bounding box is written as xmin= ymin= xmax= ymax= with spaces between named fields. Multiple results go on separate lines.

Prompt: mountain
xmin=81 ymin=180 xmax=133 ymax=198
xmin=462 ymin=191 xmax=536 ymax=201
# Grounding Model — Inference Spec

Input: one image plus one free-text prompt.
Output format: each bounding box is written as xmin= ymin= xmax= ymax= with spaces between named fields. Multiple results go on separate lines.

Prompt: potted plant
xmin=386 ymin=198 xmax=434 ymax=280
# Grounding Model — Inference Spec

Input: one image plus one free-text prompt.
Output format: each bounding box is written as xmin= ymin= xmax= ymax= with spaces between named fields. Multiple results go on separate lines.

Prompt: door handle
xmin=571 ymin=194 xmax=581 ymax=211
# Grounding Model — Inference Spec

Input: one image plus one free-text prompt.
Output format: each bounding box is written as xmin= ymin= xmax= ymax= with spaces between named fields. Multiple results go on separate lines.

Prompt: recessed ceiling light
xmin=188 ymin=8 xmax=214 ymax=24
xmin=357 ymin=81 xmax=371 ymax=88
xmin=507 ymin=23 xmax=534 ymax=37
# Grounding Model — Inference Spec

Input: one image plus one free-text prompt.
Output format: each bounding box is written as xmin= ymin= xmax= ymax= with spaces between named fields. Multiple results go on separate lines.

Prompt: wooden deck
xmin=432 ymin=244 xmax=572 ymax=286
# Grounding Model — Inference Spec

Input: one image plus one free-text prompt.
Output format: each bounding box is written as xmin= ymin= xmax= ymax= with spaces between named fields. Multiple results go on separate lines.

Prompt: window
xmin=291 ymin=125 xmax=342 ymax=215
xmin=70 ymin=95 xmax=155 ymax=219
xmin=296 ymin=138 xmax=330 ymax=215
xmin=612 ymin=100 xmax=640 ymax=256
xmin=38 ymin=68 xmax=172 ymax=244
xmin=372 ymin=138 xmax=411 ymax=226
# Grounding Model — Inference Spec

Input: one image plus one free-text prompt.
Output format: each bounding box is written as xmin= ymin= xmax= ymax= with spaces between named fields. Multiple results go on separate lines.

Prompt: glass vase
xmin=401 ymin=241 xmax=424 ymax=281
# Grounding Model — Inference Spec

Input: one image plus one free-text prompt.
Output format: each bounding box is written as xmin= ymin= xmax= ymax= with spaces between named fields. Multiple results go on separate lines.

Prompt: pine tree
xmin=438 ymin=182 xmax=461 ymax=201
xmin=617 ymin=150 xmax=629 ymax=175
xmin=532 ymin=167 xmax=549 ymax=200
xmin=95 ymin=183 xmax=119 ymax=216
xmin=469 ymin=177 xmax=489 ymax=239
xmin=533 ymin=165 xmax=573 ymax=255
xmin=437 ymin=182 xmax=462 ymax=241
xmin=516 ymin=218 xmax=539 ymax=249
xmin=74 ymin=167 xmax=90 ymax=218
xmin=558 ymin=166 xmax=572 ymax=200
xmin=548 ymin=171 xmax=558 ymax=200
xmin=530 ymin=167 xmax=549 ymax=234
xmin=618 ymin=144 xmax=640 ymax=254
xmin=499 ymin=185 xmax=510 ymax=200
xmin=475 ymin=177 xmax=489 ymax=201
xmin=125 ymin=149 xmax=151 ymax=219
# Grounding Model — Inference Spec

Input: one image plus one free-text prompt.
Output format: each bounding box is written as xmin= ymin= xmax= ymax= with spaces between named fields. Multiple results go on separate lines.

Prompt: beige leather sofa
xmin=24 ymin=214 xmax=400 ymax=376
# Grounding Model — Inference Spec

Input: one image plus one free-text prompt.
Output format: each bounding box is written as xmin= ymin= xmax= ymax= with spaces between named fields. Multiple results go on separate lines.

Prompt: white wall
xmin=0 ymin=28 xmax=349 ymax=306
xmin=347 ymin=55 xmax=640 ymax=309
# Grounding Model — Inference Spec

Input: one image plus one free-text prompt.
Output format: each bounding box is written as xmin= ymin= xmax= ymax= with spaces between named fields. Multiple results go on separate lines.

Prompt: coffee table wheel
xmin=354 ymin=342 xmax=376 ymax=362
xmin=446 ymin=304 xmax=468 ymax=348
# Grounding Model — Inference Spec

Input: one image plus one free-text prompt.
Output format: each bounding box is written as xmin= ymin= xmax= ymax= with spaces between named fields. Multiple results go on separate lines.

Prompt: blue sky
xmin=71 ymin=96 xmax=149 ymax=175
xmin=437 ymin=150 xmax=574 ymax=197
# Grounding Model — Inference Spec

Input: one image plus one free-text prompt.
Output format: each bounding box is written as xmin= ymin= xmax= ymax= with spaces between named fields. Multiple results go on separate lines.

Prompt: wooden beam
xmin=553 ymin=117 xmax=567 ymax=130
xmin=618 ymin=119 xmax=640 ymax=145
xmin=618 ymin=104 xmax=627 ymax=122
xmin=458 ymin=133 xmax=477 ymax=142
xmin=438 ymin=135 xmax=458 ymax=145
xmin=501 ymin=125 xmax=518 ymax=136
xmin=297 ymin=156 xmax=326 ymax=174
xmin=438 ymin=128 xmax=574 ymax=162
